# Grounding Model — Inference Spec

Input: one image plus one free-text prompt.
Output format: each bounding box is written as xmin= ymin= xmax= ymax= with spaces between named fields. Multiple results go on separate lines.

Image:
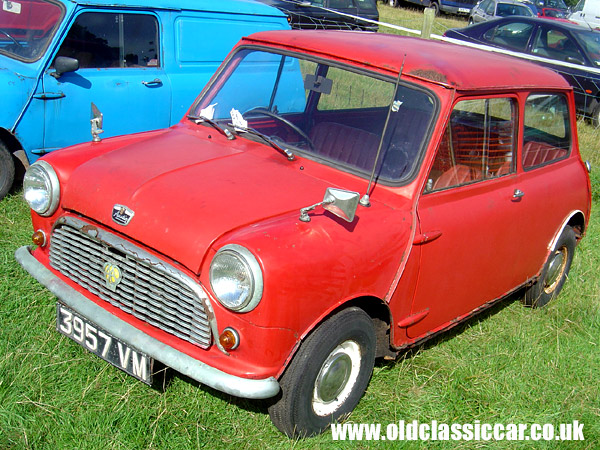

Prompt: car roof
xmin=66 ymin=0 xmax=285 ymax=16
xmin=241 ymin=30 xmax=570 ymax=91
xmin=469 ymin=15 xmax=589 ymax=31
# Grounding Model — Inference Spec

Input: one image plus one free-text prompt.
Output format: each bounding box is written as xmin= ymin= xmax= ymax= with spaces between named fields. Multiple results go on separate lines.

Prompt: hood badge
xmin=112 ymin=204 xmax=134 ymax=226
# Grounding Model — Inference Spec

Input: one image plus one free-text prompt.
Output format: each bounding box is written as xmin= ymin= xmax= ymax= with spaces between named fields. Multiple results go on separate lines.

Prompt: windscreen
xmin=0 ymin=0 xmax=64 ymax=61
xmin=191 ymin=48 xmax=436 ymax=184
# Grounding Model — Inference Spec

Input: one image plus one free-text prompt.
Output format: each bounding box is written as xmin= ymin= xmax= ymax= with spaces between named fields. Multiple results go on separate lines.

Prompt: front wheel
xmin=268 ymin=307 xmax=376 ymax=437
xmin=0 ymin=142 xmax=15 ymax=201
xmin=522 ymin=226 xmax=576 ymax=308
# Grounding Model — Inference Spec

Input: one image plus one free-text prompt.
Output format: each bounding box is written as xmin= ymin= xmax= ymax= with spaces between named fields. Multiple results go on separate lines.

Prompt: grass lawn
xmin=1 ymin=5 xmax=599 ymax=449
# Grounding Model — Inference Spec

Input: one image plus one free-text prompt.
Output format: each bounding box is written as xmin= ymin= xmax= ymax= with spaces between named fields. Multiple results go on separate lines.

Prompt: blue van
xmin=0 ymin=0 xmax=289 ymax=199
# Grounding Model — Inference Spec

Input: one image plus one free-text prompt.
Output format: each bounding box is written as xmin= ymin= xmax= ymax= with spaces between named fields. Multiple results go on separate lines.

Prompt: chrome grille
xmin=49 ymin=222 xmax=212 ymax=348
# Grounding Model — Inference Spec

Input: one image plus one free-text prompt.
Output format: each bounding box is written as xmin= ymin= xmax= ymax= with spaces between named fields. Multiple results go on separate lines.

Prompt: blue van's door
xmin=38 ymin=10 xmax=171 ymax=152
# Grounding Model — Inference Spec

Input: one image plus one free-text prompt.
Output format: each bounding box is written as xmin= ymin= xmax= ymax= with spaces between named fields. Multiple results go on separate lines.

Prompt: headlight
xmin=23 ymin=161 xmax=60 ymax=216
xmin=210 ymin=244 xmax=263 ymax=312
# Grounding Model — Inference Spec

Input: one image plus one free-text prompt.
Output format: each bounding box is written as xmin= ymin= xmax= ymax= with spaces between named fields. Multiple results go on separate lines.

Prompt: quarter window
xmin=483 ymin=22 xmax=534 ymax=51
xmin=522 ymin=94 xmax=570 ymax=169
xmin=426 ymin=98 xmax=516 ymax=192
xmin=56 ymin=12 xmax=159 ymax=68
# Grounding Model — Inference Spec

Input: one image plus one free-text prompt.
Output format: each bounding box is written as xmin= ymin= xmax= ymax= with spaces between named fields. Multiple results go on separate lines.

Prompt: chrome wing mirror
xmin=91 ymin=102 xmax=104 ymax=142
xmin=299 ymin=188 xmax=360 ymax=223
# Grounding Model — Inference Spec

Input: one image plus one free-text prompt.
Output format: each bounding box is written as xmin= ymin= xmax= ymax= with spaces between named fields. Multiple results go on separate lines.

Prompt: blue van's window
xmin=56 ymin=12 xmax=158 ymax=68
xmin=0 ymin=0 xmax=63 ymax=61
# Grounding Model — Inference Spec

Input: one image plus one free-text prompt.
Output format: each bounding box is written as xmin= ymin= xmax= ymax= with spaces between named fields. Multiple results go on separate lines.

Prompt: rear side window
xmin=56 ymin=12 xmax=159 ymax=68
xmin=426 ymin=97 xmax=516 ymax=192
xmin=522 ymin=94 xmax=570 ymax=169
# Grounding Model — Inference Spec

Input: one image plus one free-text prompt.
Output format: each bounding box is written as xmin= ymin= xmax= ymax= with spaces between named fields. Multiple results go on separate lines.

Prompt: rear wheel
xmin=0 ymin=141 xmax=15 ymax=200
xmin=591 ymin=101 xmax=600 ymax=128
xmin=268 ymin=307 xmax=376 ymax=437
xmin=523 ymin=226 xmax=576 ymax=308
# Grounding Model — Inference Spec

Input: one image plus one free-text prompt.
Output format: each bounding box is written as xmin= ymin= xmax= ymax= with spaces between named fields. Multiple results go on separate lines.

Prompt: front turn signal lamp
xmin=32 ymin=230 xmax=47 ymax=247
xmin=219 ymin=327 xmax=240 ymax=351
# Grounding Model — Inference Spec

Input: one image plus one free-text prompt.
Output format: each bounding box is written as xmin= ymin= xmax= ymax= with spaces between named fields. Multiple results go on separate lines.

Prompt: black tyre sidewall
xmin=0 ymin=143 xmax=15 ymax=200
xmin=592 ymin=101 xmax=600 ymax=128
xmin=268 ymin=307 xmax=376 ymax=437
xmin=524 ymin=226 xmax=576 ymax=308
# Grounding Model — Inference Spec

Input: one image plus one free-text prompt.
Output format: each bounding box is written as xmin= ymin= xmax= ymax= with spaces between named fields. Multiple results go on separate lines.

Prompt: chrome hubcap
xmin=316 ymin=353 xmax=352 ymax=403
xmin=312 ymin=340 xmax=361 ymax=417
xmin=544 ymin=247 xmax=567 ymax=294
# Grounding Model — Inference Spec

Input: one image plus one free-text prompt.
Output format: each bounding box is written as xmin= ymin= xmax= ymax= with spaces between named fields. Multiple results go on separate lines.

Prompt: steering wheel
xmin=244 ymin=107 xmax=315 ymax=151
xmin=0 ymin=29 xmax=22 ymax=47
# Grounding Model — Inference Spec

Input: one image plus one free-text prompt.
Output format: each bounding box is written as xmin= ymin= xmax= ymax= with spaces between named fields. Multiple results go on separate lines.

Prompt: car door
xmin=325 ymin=0 xmax=359 ymax=29
xmin=39 ymin=10 xmax=172 ymax=152
xmin=407 ymin=96 xmax=527 ymax=339
xmin=471 ymin=0 xmax=492 ymax=22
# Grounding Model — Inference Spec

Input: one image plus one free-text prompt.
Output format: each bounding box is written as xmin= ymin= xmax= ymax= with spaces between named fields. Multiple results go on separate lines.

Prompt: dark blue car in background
xmin=444 ymin=17 xmax=600 ymax=126
xmin=255 ymin=0 xmax=379 ymax=31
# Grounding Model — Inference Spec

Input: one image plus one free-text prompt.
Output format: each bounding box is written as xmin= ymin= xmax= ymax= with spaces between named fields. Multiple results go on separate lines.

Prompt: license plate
xmin=458 ymin=7 xmax=470 ymax=13
xmin=56 ymin=303 xmax=154 ymax=385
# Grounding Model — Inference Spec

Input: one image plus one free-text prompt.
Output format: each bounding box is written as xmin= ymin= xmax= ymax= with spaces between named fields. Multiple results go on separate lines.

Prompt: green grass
xmin=1 ymin=6 xmax=600 ymax=449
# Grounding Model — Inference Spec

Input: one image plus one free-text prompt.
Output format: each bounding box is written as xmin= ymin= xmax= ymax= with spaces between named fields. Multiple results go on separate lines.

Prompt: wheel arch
xmin=550 ymin=210 xmax=586 ymax=250
xmin=0 ymin=127 xmax=28 ymax=178
xmin=285 ymin=295 xmax=393 ymax=374
xmin=0 ymin=127 xmax=24 ymax=154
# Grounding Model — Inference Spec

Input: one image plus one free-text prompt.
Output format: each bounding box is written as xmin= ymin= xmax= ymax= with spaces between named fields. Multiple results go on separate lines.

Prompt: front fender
xmin=202 ymin=200 xmax=412 ymax=341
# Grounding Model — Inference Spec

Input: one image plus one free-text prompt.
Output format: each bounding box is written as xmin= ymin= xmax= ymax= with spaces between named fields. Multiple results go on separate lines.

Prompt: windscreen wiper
xmin=187 ymin=114 xmax=235 ymax=140
xmin=234 ymin=126 xmax=295 ymax=161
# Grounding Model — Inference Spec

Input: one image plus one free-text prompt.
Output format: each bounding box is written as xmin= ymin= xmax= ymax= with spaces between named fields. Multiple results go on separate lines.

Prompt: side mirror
xmin=51 ymin=56 xmax=79 ymax=79
xmin=299 ymin=188 xmax=360 ymax=223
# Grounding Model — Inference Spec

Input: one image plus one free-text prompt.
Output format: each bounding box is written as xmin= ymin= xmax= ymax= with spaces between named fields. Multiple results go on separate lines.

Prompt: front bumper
xmin=15 ymin=245 xmax=280 ymax=400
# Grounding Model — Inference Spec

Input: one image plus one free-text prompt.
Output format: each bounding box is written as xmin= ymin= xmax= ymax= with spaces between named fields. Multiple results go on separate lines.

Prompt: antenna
xmin=360 ymin=55 xmax=406 ymax=207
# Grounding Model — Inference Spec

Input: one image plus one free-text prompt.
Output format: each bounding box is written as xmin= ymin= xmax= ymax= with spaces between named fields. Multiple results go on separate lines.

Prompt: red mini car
xmin=16 ymin=31 xmax=591 ymax=437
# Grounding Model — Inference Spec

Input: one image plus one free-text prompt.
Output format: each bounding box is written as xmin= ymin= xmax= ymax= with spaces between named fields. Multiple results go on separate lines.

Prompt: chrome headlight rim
xmin=23 ymin=160 xmax=60 ymax=217
xmin=209 ymin=244 xmax=263 ymax=313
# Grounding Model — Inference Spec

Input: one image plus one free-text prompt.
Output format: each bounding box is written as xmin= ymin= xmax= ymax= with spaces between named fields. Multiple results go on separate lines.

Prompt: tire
xmin=268 ymin=307 xmax=376 ymax=437
xmin=388 ymin=0 xmax=397 ymax=6
xmin=591 ymin=101 xmax=600 ymax=128
xmin=0 ymin=141 xmax=15 ymax=201
xmin=431 ymin=1 xmax=440 ymax=15
xmin=523 ymin=226 xmax=576 ymax=308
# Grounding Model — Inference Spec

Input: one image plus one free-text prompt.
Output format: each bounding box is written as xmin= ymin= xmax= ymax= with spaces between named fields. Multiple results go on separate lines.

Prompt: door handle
xmin=513 ymin=189 xmax=525 ymax=199
xmin=142 ymin=78 xmax=162 ymax=86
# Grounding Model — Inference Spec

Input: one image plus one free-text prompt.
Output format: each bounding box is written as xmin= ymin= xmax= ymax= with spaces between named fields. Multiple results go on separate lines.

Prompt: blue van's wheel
xmin=0 ymin=142 xmax=15 ymax=201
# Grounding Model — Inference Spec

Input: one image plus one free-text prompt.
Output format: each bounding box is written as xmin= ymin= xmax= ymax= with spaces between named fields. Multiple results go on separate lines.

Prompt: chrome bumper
xmin=15 ymin=245 xmax=280 ymax=400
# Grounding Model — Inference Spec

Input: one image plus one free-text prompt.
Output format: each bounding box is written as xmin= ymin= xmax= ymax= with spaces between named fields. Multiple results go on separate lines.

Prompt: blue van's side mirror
xmin=51 ymin=56 xmax=79 ymax=79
